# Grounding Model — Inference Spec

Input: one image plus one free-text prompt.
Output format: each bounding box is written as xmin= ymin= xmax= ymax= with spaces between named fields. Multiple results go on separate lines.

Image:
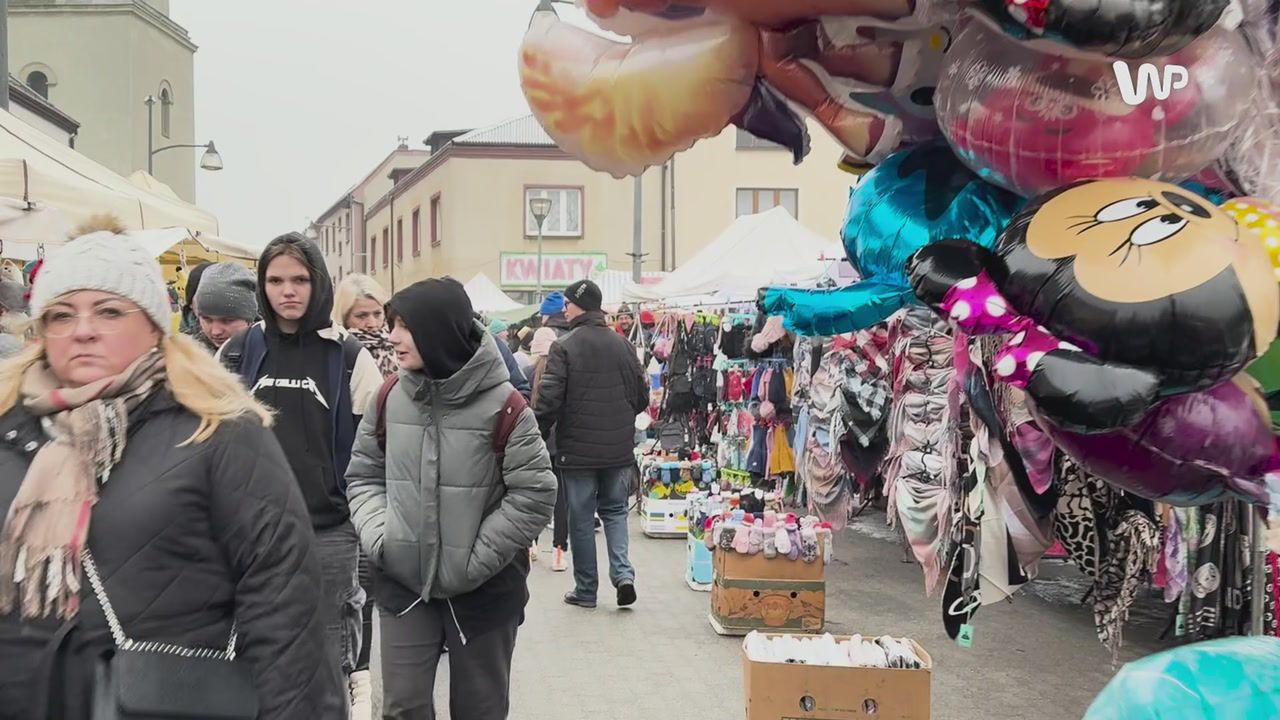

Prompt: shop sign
xmin=499 ymin=252 xmax=608 ymax=290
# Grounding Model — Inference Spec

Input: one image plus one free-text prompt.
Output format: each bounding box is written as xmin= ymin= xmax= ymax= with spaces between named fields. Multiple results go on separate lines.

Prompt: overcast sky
xmin=169 ymin=1 xmax=604 ymax=247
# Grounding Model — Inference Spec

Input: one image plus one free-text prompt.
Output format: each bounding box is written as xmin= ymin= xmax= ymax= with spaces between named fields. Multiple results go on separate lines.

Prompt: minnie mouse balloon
xmin=972 ymin=0 xmax=1231 ymax=59
xmin=936 ymin=12 xmax=1255 ymax=198
xmin=908 ymin=178 xmax=1280 ymax=505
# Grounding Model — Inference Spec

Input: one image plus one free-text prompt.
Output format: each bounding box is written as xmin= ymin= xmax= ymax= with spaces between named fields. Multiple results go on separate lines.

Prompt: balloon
xmin=970 ymin=0 xmax=1231 ymax=59
xmin=763 ymin=139 xmax=1022 ymax=335
xmin=909 ymin=178 xmax=1280 ymax=430
xmin=936 ymin=12 xmax=1256 ymax=198
xmin=1085 ymin=637 xmax=1280 ymax=720
xmin=518 ymin=2 xmax=758 ymax=179
xmin=518 ymin=0 xmax=958 ymax=177
xmin=1224 ymin=197 xmax=1280 ymax=282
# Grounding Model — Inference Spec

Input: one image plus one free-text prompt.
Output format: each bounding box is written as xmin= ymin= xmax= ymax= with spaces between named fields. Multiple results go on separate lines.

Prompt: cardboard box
xmin=640 ymin=496 xmax=688 ymax=538
xmin=742 ymin=636 xmax=933 ymax=720
xmin=710 ymin=550 xmax=824 ymax=635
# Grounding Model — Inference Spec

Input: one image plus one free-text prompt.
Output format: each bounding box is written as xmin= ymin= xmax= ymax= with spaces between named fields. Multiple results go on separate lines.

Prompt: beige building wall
xmin=352 ymin=118 xmax=857 ymax=299
xmin=9 ymin=1 xmax=198 ymax=200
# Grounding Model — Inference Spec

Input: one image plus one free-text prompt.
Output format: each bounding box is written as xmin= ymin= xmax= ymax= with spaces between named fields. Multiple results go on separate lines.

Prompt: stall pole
xmin=1252 ymin=506 xmax=1268 ymax=635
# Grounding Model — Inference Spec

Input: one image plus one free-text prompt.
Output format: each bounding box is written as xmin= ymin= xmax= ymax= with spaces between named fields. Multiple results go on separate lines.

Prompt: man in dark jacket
xmin=347 ymin=278 xmax=555 ymax=719
xmin=535 ymin=279 xmax=649 ymax=609
xmin=217 ymin=233 xmax=382 ymax=714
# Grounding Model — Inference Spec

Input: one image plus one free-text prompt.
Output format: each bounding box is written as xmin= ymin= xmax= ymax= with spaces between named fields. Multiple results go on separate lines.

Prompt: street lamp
xmin=529 ymin=196 xmax=552 ymax=301
xmin=145 ymin=95 xmax=224 ymax=174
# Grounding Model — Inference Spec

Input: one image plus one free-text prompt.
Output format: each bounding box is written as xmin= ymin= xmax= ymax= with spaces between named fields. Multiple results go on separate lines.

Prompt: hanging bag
xmin=84 ymin=549 xmax=258 ymax=720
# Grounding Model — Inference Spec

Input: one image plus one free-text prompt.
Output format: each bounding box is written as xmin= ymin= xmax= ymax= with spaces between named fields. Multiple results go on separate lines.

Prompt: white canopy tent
xmin=464 ymin=273 xmax=523 ymax=313
xmin=594 ymin=268 xmax=667 ymax=308
xmin=0 ymin=108 xmax=218 ymax=235
xmin=621 ymin=207 xmax=843 ymax=303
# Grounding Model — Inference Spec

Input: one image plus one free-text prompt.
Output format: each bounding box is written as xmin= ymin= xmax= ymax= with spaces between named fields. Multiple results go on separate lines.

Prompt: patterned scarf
xmin=351 ymin=328 xmax=398 ymax=378
xmin=1093 ymin=509 xmax=1160 ymax=661
xmin=0 ymin=350 xmax=166 ymax=619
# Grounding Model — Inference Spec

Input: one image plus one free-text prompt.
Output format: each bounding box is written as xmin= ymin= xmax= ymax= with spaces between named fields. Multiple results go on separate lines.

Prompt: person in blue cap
xmin=540 ymin=292 xmax=571 ymax=339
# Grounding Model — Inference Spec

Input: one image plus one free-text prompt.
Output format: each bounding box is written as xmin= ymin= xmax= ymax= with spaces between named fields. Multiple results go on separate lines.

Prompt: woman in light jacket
xmin=0 ymin=219 xmax=342 ymax=719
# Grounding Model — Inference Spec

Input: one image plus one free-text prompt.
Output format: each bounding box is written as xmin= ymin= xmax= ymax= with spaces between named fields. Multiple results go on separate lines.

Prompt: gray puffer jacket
xmin=346 ymin=333 xmax=556 ymax=602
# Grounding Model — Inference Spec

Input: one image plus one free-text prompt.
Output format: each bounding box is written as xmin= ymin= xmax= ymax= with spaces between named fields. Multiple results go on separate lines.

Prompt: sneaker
xmin=564 ymin=591 xmax=597 ymax=609
xmin=594 ymin=516 xmax=603 ymax=533
xmin=617 ymin=581 xmax=637 ymax=608
xmin=529 ymin=539 xmax=538 ymax=563
xmin=349 ymin=670 xmax=372 ymax=720
xmin=552 ymin=547 xmax=569 ymax=572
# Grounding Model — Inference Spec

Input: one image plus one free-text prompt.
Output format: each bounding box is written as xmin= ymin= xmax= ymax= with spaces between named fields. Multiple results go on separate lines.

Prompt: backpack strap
xmin=493 ymin=389 xmax=529 ymax=461
xmin=374 ymin=374 xmax=400 ymax=453
xmin=341 ymin=334 xmax=363 ymax=378
xmin=219 ymin=327 xmax=249 ymax=374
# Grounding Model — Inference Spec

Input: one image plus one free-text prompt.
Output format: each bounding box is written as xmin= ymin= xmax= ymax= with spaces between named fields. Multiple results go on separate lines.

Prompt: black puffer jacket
xmin=534 ymin=310 xmax=649 ymax=469
xmin=0 ymin=390 xmax=343 ymax=720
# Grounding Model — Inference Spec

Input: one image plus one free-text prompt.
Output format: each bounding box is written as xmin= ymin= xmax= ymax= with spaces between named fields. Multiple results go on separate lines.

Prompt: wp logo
xmin=1112 ymin=62 xmax=1190 ymax=106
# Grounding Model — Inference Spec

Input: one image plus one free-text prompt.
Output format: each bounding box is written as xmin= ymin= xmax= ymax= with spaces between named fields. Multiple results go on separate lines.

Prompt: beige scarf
xmin=0 ymin=349 xmax=166 ymax=619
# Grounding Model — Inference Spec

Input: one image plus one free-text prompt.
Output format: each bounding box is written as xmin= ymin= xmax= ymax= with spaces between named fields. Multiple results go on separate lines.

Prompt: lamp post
xmin=529 ymin=196 xmax=552 ymax=302
xmin=145 ymin=95 xmax=224 ymax=174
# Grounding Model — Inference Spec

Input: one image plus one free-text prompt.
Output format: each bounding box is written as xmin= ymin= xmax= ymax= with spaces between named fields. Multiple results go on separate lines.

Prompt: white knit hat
xmin=29 ymin=230 xmax=172 ymax=334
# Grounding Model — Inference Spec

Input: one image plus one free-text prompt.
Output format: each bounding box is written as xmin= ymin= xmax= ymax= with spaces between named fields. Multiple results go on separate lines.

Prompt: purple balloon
xmin=1032 ymin=381 xmax=1276 ymax=506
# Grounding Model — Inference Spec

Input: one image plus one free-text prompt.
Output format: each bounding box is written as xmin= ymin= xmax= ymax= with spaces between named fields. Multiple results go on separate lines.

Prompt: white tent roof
xmin=622 ymin=207 xmax=842 ymax=302
xmin=594 ymin=268 xmax=667 ymax=307
xmin=0 ymin=108 xmax=218 ymax=234
xmin=464 ymin=273 xmax=523 ymax=313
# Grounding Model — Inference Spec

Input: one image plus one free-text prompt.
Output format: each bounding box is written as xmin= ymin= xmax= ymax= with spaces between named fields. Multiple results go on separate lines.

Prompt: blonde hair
xmin=0 ymin=333 xmax=272 ymax=445
xmin=333 ymin=273 xmax=391 ymax=329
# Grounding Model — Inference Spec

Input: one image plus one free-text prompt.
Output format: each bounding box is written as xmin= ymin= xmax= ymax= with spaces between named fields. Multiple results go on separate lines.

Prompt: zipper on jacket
xmin=446 ymin=599 xmax=468 ymax=646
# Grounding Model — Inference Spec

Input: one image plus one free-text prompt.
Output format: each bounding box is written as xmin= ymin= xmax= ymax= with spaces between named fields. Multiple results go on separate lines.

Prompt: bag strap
xmin=374 ymin=374 xmax=400 ymax=453
xmin=493 ymin=389 xmax=528 ymax=460
xmin=82 ymin=548 xmax=237 ymax=661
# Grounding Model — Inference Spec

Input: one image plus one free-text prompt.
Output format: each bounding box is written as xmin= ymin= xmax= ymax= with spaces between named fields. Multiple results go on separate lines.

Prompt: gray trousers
xmin=380 ymin=601 xmax=519 ymax=720
xmin=316 ymin=521 xmax=364 ymax=713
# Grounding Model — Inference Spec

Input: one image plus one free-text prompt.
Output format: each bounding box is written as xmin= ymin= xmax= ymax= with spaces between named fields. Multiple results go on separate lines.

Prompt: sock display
xmin=800 ymin=517 xmax=819 ymax=564
xmin=785 ymin=514 xmax=802 ymax=561
xmin=744 ymin=631 xmax=927 ymax=669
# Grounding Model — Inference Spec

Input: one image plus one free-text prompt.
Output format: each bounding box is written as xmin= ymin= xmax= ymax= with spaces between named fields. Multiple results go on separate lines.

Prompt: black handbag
xmin=83 ymin=549 xmax=259 ymax=720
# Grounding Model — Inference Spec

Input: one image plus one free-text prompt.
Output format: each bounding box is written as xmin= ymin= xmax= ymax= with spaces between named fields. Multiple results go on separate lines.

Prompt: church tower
xmin=9 ymin=0 xmax=199 ymax=201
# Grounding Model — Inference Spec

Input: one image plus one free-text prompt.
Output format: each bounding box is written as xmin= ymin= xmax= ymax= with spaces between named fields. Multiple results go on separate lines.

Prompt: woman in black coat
xmin=0 ymin=222 xmax=343 ymax=719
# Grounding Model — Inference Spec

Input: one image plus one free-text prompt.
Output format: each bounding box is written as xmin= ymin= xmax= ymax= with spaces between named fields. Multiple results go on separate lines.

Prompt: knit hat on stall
xmin=29 ymin=217 xmax=172 ymax=334
xmin=193 ymin=262 xmax=259 ymax=321
xmin=540 ymin=291 xmax=566 ymax=317
xmin=0 ymin=276 xmax=26 ymax=314
xmin=564 ymin=279 xmax=603 ymax=313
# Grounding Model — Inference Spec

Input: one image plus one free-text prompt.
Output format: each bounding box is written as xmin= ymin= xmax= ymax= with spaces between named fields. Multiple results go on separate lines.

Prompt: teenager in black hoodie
xmin=218 ymin=233 xmax=382 ymax=716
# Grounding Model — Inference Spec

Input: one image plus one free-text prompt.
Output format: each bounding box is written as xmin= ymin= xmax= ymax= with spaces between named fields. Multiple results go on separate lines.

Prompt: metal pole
xmin=0 ymin=0 xmax=9 ymax=112
xmin=659 ymin=161 xmax=668 ymax=272
xmin=632 ymin=173 xmax=643 ymax=282
xmin=1251 ymin=506 xmax=1268 ymax=635
xmin=536 ymin=224 xmax=544 ymax=302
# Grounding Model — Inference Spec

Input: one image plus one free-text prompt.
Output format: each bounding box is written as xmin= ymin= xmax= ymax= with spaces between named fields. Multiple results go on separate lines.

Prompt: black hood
xmin=258 ymin=232 xmax=335 ymax=337
xmin=388 ymin=277 xmax=482 ymax=380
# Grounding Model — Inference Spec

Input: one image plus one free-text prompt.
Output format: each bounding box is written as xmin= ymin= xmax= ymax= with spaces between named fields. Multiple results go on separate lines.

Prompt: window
xmin=524 ymin=187 xmax=583 ymax=238
xmin=430 ymin=194 xmax=442 ymax=248
xmin=382 ymin=227 xmax=389 ymax=268
xmin=159 ymin=86 xmax=172 ymax=139
xmin=396 ymin=218 xmax=404 ymax=263
xmin=369 ymin=235 xmax=376 ymax=272
xmin=411 ymin=208 xmax=422 ymax=257
xmin=736 ymin=188 xmax=798 ymax=218
xmin=736 ymin=127 xmax=783 ymax=150
xmin=25 ymin=71 xmax=49 ymax=99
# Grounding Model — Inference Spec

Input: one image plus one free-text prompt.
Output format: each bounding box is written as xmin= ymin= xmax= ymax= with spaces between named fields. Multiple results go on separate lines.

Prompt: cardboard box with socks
xmin=709 ymin=549 xmax=825 ymax=636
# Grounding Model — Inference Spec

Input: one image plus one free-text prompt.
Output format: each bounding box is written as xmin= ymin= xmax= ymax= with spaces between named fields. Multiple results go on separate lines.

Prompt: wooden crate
xmin=709 ymin=549 xmax=825 ymax=636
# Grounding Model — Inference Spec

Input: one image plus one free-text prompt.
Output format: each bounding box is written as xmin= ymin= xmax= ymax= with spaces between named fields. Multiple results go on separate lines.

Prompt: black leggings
xmin=553 ymin=467 xmax=569 ymax=551
xmin=356 ymin=547 xmax=373 ymax=671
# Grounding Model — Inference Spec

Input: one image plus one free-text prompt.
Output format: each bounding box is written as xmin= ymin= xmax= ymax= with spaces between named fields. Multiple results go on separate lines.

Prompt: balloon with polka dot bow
xmin=1223 ymin=198 xmax=1280 ymax=282
xmin=909 ymin=178 xmax=1280 ymax=505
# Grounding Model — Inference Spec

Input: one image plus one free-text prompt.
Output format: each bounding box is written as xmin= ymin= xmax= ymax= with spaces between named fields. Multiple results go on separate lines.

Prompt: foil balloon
xmin=518 ymin=1 xmax=758 ymax=179
xmin=970 ymin=0 xmax=1232 ymax=59
xmin=936 ymin=12 xmax=1256 ymax=198
xmin=1084 ymin=637 xmax=1280 ymax=720
xmin=908 ymin=178 xmax=1280 ymax=504
xmin=520 ymin=0 xmax=959 ymax=176
xmin=761 ymin=139 xmax=1022 ymax=336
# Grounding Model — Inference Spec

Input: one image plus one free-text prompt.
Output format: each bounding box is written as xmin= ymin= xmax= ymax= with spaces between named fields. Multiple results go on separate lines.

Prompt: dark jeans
xmin=380 ymin=601 xmax=519 ymax=720
xmin=552 ymin=467 xmax=569 ymax=551
xmin=316 ymin=522 xmax=364 ymax=696
xmin=562 ymin=466 xmax=636 ymax=602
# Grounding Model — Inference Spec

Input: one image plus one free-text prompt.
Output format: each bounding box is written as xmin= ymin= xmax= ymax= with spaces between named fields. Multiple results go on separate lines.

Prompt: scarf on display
xmin=0 ymin=350 xmax=166 ymax=619
xmin=1179 ymin=501 xmax=1249 ymax=642
xmin=1053 ymin=454 xmax=1116 ymax=581
xmin=1093 ymin=509 xmax=1160 ymax=661
xmin=351 ymin=327 xmax=398 ymax=378
xmin=884 ymin=307 xmax=959 ymax=596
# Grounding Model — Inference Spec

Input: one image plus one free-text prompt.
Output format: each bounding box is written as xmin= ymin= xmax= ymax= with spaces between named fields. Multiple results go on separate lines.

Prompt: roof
xmin=7 ymin=77 xmax=79 ymax=135
xmin=452 ymin=115 xmax=556 ymax=148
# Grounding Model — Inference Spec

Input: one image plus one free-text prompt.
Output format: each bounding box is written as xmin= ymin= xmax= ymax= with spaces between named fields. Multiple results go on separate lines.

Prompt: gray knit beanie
xmin=29 ymin=230 xmax=172 ymax=334
xmin=0 ymin=277 xmax=25 ymax=314
xmin=194 ymin=262 xmax=258 ymax=322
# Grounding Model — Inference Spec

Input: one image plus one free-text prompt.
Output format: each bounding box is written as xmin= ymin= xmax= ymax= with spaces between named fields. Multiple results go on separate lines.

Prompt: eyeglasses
xmin=41 ymin=307 xmax=146 ymax=337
